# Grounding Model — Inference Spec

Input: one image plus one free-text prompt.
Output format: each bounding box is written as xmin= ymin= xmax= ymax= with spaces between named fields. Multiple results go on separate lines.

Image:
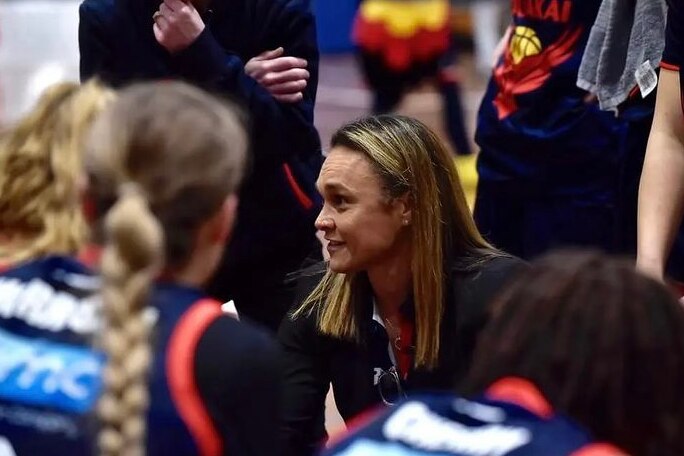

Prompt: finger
xmin=163 ymin=0 xmax=186 ymax=13
xmin=262 ymin=56 xmax=308 ymax=72
xmin=266 ymin=80 xmax=308 ymax=95
xmin=260 ymin=68 xmax=310 ymax=86
xmin=250 ymin=57 xmax=308 ymax=79
xmin=257 ymin=47 xmax=285 ymax=60
xmin=159 ymin=3 xmax=172 ymax=18
xmin=274 ymin=93 xmax=304 ymax=103
xmin=154 ymin=14 xmax=171 ymax=31
xmin=153 ymin=22 xmax=165 ymax=42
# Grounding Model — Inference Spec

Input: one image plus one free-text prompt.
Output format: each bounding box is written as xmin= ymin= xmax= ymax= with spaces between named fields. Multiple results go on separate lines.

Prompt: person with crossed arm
xmin=79 ymin=0 xmax=324 ymax=331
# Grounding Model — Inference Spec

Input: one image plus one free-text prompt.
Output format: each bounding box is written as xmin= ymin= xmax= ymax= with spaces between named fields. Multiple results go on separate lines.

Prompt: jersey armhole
xmin=661 ymin=61 xmax=681 ymax=72
xmin=166 ymin=298 xmax=224 ymax=456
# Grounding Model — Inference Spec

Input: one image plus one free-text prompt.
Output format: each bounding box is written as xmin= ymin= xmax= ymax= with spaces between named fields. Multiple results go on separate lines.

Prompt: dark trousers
xmin=360 ymin=44 xmax=473 ymax=156
xmin=371 ymin=79 xmax=472 ymax=156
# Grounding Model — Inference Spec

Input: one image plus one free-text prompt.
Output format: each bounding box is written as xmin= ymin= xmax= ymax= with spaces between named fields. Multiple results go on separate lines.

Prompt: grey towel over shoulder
xmin=577 ymin=0 xmax=667 ymax=110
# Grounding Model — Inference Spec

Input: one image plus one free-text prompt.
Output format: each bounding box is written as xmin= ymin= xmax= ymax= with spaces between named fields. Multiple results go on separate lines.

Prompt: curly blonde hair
xmin=86 ymin=81 xmax=247 ymax=456
xmin=0 ymin=80 xmax=115 ymax=264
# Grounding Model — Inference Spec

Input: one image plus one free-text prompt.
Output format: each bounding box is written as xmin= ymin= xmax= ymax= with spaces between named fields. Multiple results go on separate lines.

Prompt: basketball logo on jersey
xmin=509 ymin=27 xmax=542 ymax=65
xmin=492 ymin=25 xmax=582 ymax=119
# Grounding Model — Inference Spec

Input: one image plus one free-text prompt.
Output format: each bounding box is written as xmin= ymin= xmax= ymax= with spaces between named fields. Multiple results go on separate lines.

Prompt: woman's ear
xmin=394 ymin=192 xmax=413 ymax=226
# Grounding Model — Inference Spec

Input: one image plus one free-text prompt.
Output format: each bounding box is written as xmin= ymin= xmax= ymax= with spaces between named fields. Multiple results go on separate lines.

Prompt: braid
xmin=85 ymin=81 xmax=248 ymax=455
xmin=97 ymin=187 xmax=163 ymax=456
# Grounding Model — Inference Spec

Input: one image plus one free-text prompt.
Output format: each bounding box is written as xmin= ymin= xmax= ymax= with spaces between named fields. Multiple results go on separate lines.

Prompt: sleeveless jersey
xmin=0 ymin=256 xmax=226 ymax=455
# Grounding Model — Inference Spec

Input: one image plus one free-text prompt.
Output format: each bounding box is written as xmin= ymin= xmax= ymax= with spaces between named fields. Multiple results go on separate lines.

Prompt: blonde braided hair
xmin=97 ymin=184 xmax=163 ymax=456
xmin=0 ymin=80 xmax=114 ymax=263
xmin=86 ymin=81 xmax=247 ymax=455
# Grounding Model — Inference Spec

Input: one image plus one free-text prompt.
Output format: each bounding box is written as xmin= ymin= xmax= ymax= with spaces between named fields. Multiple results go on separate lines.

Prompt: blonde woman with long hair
xmin=0 ymin=82 xmax=281 ymax=456
xmin=278 ymin=115 xmax=523 ymax=456
xmin=0 ymin=80 xmax=113 ymax=266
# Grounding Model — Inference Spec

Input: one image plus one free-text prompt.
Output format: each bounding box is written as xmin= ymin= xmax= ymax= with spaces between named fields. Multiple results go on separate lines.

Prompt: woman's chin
xmin=327 ymin=257 xmax=356 ymax=274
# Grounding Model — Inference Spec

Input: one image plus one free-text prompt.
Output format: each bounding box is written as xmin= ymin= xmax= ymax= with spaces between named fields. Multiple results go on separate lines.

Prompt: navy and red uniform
xmin=352 ymin=0 xmax=472 ymax=155
xmin=0 ymin=256 xmax=280 ymax=455
xmin=474 ymin=0 xmax=654 ymax=260
xmin=352 ymin=0 xmax=452 ymax=107
xmin=323 ymin=378 xmax=623 ymax=456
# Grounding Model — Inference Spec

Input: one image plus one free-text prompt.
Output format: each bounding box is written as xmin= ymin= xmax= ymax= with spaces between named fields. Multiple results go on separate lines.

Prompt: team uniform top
xmin=322 ymin=378 xmax=624 ymax=456
xmin=662 ymin=0 xmax=684 ymax=114
xmin=475 ymin=0 xmax=650 ymax=190
xmin=0 ymin=255 xmax=280 ymax=456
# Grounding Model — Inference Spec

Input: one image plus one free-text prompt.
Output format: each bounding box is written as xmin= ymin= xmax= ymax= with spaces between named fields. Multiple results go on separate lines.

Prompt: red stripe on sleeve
xmin=661 ymin=61 xmax=680 ymax=72
xmin=167 ymin=299 xmax=224 ymax=456
xmin=283 ymin=163 xmax=314 ymax=210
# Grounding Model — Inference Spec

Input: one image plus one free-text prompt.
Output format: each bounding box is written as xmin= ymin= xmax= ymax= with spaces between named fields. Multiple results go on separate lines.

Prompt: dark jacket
xmin=277 ymin=255 xmax=525 ymax=456
xmin=79 ymin=0 xmax=323 ymax=292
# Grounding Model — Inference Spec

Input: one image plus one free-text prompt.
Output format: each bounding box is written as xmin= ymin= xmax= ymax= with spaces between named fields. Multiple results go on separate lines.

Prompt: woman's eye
xmin=332 ymin=195 xmax=348 ymax=206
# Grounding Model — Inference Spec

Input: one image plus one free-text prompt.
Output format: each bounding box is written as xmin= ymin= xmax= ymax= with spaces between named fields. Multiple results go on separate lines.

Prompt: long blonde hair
xmin=0 ymin=81 xmax=114 ymax=264
xmin=86 ymin=82 xmax=247 ymax=456
xmin=296 ymin=115 xmax=497 ymax=369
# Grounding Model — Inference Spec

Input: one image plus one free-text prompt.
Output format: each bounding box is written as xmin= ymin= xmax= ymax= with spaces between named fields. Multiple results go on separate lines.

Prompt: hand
xmin=245 ymin=47 xmax=310 ymax=103
xmin=583 ymin=92 xmax=598 ymax=104
xmin=153 ymin=0 xmax=205 ymax=54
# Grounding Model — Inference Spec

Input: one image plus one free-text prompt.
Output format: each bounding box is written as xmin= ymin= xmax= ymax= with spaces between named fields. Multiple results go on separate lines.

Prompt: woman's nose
xmin=315 ymin=207 xmax=334 ymax=231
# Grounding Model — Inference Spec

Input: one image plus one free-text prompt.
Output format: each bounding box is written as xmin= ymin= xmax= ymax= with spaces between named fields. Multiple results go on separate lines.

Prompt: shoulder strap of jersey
xmin=485 ymin=377 xmax=554 ymax=419
xmin=166 ymin=298 xmax=224 ymax=456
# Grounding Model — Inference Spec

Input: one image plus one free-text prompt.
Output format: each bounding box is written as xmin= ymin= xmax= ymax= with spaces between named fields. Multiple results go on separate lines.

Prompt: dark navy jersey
xmin=475 ymin=0 xmax=635 ymax=186
xmin=0 ymin=256 xmax=102 ymax=455
xmin=0 ymin=256 xmax=281 ymax=456
xmin=323 ymin=379 xmax=624 ymax=456
xmin=663 ymin=0 xmax=684 ymax=109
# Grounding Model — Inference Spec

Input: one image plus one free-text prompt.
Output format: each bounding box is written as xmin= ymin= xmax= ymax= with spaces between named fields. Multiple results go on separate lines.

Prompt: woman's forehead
xmin=319 ymin=146 xmax=378 ymax=186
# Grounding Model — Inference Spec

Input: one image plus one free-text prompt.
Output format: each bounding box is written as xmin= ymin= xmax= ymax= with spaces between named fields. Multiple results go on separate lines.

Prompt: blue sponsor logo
xmin=0 ymin=328 xmax=105 ymax=413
